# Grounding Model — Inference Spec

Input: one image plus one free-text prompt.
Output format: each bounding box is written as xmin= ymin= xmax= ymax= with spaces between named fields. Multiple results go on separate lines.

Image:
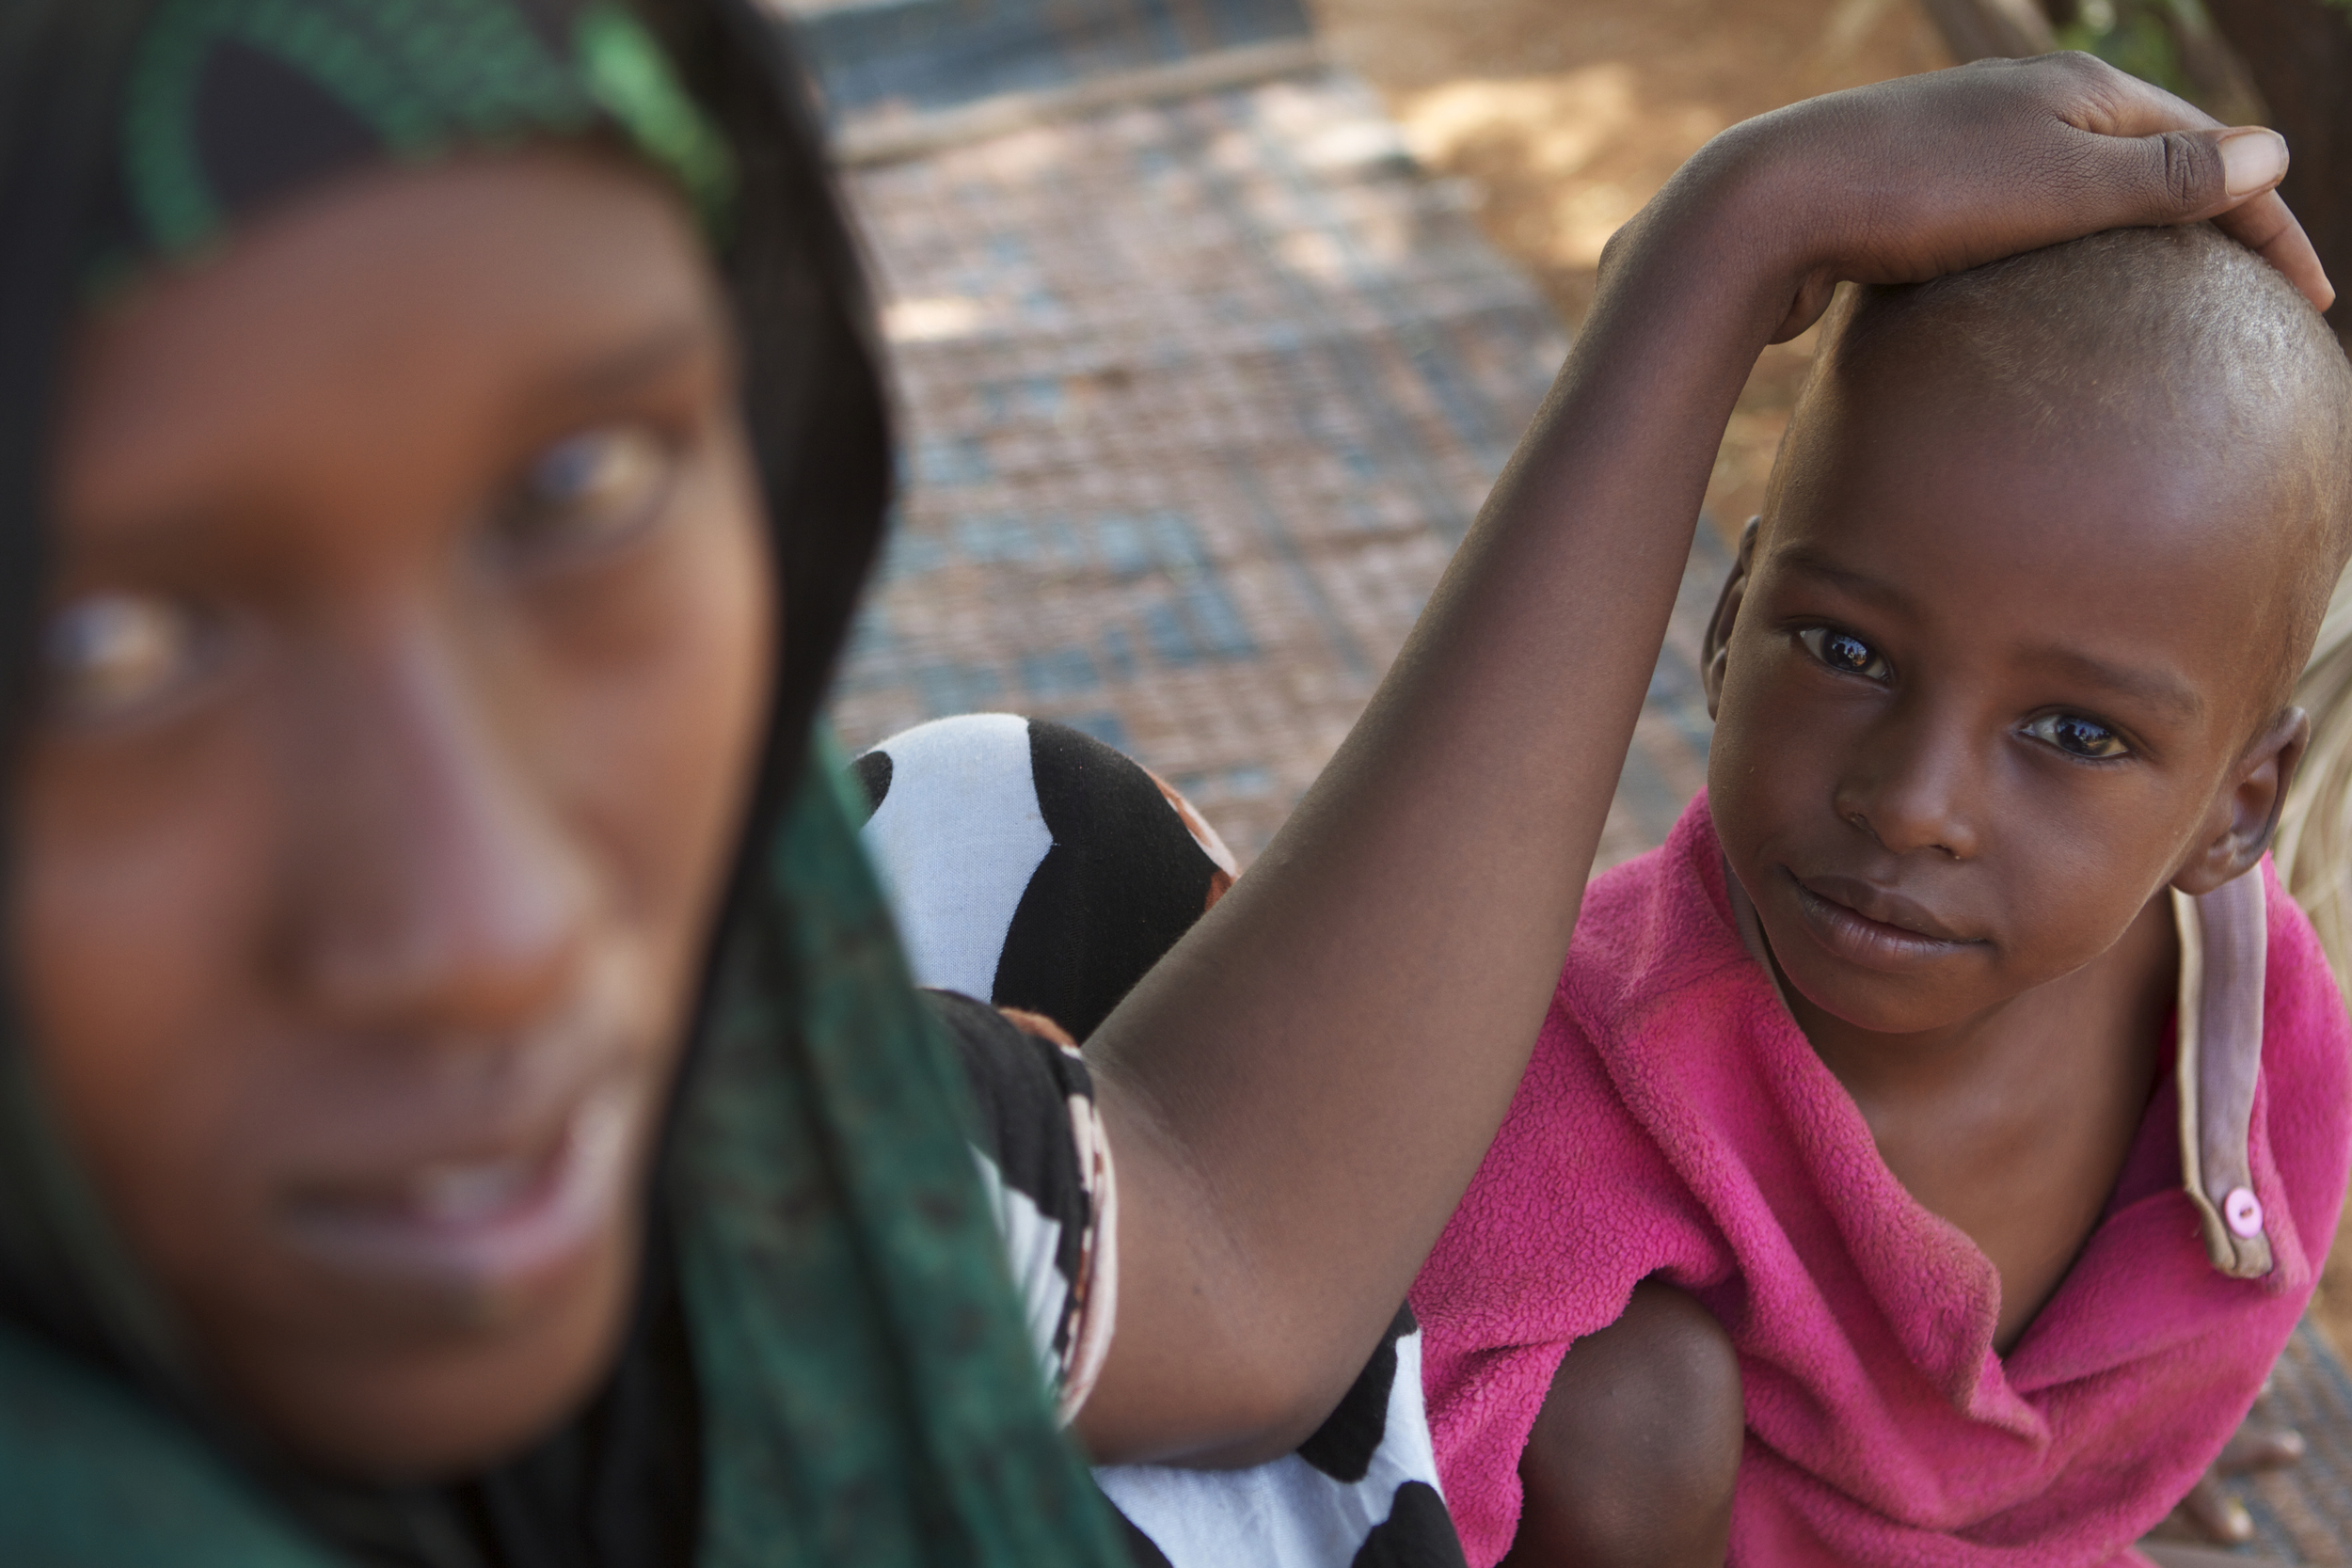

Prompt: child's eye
xmin=1796 ymin=626 xmax=1890 ymax=681
xmin=495 ymin=425 xmax=676 ymax=562
xmin=42 ymin=592 xmax=211 ymax=724
xmin=2023 ymin=713 xmax=2130 ymax=760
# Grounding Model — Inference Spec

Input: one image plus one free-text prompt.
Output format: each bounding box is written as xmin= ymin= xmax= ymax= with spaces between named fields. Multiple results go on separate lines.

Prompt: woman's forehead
xmin=61 ymin=150 xmax=723 ymax=550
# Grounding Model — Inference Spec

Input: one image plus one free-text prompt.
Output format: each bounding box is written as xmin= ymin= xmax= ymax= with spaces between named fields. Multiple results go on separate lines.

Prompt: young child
xmin=1410 ymin=222 xmax=2352 ymax=1567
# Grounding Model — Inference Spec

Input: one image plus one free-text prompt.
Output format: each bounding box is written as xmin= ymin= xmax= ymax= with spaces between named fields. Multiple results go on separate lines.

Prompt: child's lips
xmin=278 ymin=1086 xmax=636 ymax=1298
xmin=1785 ymin=869 xmax=1980 ymax=972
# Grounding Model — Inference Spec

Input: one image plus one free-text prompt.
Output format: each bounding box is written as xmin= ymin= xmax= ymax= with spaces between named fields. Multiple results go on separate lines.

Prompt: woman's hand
xmin=1621 ymin=52 xmax=2328 ymax=345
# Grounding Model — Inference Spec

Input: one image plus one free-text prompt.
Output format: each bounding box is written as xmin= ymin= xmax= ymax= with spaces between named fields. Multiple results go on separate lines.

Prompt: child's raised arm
xmin=1073 ymin=54 xmax=2329 ymax=1466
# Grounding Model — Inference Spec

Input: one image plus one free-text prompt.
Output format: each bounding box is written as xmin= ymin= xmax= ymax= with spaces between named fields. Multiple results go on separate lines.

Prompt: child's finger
xmin=2052 ymin=50 xmax=2219 ymax=138
xmin=2209 ymin=188 xmax=2335 ymax=313
xmin=2056 ymin=117 xmax=2266 ymax=232
xmin=2033 ymin=59 xmax=2329 ymax=309
xmin=1978 ymin=61 xmax=2328 ymax=311
xmin=2103 ymin=123 xmax=2331 ymax=306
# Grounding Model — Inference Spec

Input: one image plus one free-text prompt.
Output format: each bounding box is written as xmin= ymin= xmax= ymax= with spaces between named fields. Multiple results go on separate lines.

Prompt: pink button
xmin=2225 ymin=1187 xmax=2265 ymax=1239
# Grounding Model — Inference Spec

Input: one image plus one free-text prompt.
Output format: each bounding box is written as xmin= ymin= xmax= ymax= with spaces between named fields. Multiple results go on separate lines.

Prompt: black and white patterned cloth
xmin=925 ymin=988 xmax=1119 ymax=1423
xmin=858 ymin=714 xmax=1466 ymax=1568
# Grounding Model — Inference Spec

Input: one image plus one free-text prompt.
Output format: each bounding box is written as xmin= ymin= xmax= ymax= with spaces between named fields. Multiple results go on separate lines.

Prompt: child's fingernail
xmin=2220 ymin=129 xmax=2287 ymax=198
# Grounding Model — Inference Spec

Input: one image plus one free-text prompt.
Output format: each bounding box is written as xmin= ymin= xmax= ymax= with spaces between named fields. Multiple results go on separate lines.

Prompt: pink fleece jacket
xmin=1410 ymin=794 xmax=2349 ymax=1567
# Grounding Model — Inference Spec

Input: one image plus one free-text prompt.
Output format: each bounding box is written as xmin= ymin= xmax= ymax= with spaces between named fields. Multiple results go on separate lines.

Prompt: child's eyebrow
xmin=1771 ymin=546 xmax=1910 ymax=610
xmin=2012 ymin=642 xmax=2202 ymax=723
xmin=1773 ymin=545 xmax=2202 ymax=724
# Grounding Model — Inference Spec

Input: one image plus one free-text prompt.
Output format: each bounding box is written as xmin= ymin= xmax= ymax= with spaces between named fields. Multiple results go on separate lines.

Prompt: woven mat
xmin=2139 ymin=1323 xmax=2352 ymax=1566
xmin=813 ymin=29 xmax=2352 ymax=1557
xmin=777 ymin=0 xmax=1313 ymax=121
xmin=2248 ymin=1324 xmax=2352 ymax=1564
xmin=825 ymin=64 xmax=1728 ymax=864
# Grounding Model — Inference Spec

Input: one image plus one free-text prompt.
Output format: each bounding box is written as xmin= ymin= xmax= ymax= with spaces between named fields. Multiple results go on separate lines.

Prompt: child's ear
xmin=1702 ymin=517 xmax=1761 ymax=721
xmin=2173 ymin=705 xmax=2311 ymax=895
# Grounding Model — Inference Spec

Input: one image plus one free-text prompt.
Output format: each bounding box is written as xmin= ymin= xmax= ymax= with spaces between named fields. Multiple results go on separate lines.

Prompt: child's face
xmin=20 ymin=150 xmax=773 ymax=1474
xmin=1706 ymin=345 xmax=2306 ymax=1037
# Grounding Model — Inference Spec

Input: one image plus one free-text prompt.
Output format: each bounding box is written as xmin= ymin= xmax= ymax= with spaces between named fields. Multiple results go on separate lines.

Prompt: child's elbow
xmin=1504 ymin=1277 xmax=1744 ymax=1568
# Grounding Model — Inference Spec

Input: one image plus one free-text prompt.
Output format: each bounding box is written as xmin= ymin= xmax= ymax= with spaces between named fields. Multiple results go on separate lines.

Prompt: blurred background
xmin=767 ymin=0 xmax=2351 ymax=1551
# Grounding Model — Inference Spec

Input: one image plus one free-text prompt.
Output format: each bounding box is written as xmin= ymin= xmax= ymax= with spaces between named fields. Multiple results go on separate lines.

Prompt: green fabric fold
xmin=0 ymin=1314 xmax=337 ymax=1567
xmin=681 ymin=742 xmax=1133 ymax=1566
xmin=114 ymin=0 xmax=732 ymax=267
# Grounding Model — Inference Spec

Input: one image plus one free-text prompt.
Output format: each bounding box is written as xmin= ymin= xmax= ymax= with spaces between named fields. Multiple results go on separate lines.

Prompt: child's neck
xmin=1756 ymin=888 xmax=2178 ymax=1354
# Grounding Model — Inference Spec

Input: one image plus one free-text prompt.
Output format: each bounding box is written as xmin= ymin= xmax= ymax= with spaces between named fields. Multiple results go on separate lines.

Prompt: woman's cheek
xmin=541 ymin=437 xmax=773 ymax=967
xmin=9 ymin=721 xmax=283 ymax=1286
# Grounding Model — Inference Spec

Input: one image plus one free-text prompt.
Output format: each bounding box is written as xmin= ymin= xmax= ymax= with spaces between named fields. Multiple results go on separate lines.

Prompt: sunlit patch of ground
xmin=1311 ymin=0 xmax=1948 ymax=542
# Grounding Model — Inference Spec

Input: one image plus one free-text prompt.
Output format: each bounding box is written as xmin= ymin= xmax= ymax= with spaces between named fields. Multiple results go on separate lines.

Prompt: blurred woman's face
xmin=21 ymin=148 xmax=774 ymax=1476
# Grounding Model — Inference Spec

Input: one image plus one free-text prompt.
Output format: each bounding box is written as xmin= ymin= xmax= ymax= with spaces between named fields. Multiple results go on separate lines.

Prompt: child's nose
xmin=1830 ymin=711 xmax=1980 ymax=862
xmin=277 ymin=613 xmax=596 ymax=1034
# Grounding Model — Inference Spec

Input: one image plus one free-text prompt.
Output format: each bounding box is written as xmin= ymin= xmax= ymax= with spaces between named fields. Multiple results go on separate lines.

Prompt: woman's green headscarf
xmin=0 ymin=4 xmax=1133 ymax=1565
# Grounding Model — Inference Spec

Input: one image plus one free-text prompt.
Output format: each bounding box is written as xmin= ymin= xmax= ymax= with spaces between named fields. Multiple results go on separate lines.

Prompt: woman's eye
xmin=497 ymin=426 xmax=675 ymax=560
xmin=2025 ymin=713 xmax=2130 ymax=760
xmin=42 ymin=593 xmax=208 ymax=723
xmin=1796 ymin=626 xmax=1890 ymax=681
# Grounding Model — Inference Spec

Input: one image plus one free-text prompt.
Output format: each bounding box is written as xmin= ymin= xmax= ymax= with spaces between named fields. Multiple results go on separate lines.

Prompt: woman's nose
xmin=280 ymin=617 xmax=596 ymax=1031
xmin=1831 ymin=704 xmax=1980 ymax=863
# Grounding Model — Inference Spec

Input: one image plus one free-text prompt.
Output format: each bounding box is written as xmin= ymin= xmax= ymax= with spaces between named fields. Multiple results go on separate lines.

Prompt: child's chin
xmin=1774 ymin=949 xmax=1995 ymax=1037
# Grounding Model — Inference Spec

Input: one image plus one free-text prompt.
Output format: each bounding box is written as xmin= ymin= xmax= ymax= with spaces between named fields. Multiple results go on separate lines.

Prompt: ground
xmin=1310 ymin=0 xmax=1949 ymax=544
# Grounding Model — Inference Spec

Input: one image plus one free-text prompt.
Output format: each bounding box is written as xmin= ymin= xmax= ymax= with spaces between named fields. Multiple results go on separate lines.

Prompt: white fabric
xmin=861 ymin=713 xmax=1051 ymax=1001
xmin=970 ymin=1145 xmax=1070 ymax=1396
xmin=1093 ymin=1329 xmax=1447 ymax=1567
xmin=859 ymin=710 xmax=1454 ymax=1563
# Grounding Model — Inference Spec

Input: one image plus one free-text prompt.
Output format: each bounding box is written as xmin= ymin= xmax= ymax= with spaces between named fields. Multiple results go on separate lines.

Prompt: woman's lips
xmin=278 ymin=1087 xmax=634 ymax=1296
xmin=1783 ymin=868 xmax=1981 ymax=974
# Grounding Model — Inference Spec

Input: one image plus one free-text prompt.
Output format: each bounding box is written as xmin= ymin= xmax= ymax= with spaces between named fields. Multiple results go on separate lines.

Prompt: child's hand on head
xmin=1616 ymin=52 xmax=2329 ymax=347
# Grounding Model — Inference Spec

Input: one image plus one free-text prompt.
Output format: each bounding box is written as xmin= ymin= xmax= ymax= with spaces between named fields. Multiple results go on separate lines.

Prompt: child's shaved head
xmin=1709 ymin=224 xmax=2352 ymax=1042
xmin=1778 ymin=224 xmax=2352 ymax=711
